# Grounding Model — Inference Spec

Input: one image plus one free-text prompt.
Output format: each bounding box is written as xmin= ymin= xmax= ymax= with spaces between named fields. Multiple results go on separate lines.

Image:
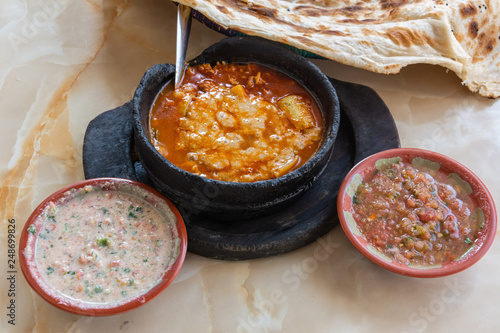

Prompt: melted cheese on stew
xmin=149 ymin=63 xmax=323 ymax=182
xmin=30 ymin=185 xmax=179 ymax=307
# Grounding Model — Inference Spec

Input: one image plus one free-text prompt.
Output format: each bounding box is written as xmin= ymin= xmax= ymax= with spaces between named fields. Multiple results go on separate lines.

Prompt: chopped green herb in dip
xmin=31 ymin=185 xmax=180 ymax=307
xmin=28 ymin=225 xmax=37 ymax=235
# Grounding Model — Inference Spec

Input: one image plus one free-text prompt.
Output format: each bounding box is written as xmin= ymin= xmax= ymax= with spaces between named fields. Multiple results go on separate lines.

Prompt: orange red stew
xmin=149 ymin=63 xmax=323 ymax=182
xmin=352 ymin=160 xmax=483 ymax=266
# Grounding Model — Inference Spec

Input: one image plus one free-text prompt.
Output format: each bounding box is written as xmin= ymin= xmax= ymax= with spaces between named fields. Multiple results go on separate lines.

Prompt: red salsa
xmin=352 ymin=158 xmax=483 ymax=266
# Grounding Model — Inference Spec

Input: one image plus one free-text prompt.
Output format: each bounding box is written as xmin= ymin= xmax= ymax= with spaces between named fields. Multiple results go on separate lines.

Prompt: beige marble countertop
xmin=1 ymin=1 xmax=499 ymax=332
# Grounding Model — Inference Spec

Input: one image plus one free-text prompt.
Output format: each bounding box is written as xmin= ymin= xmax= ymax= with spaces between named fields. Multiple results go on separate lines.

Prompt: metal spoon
xmin=175 ymin=4 xmax=192 ymax=89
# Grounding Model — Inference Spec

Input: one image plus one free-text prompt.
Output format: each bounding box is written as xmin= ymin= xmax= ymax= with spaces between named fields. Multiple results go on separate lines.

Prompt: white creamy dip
xmin=26 ymin=184 xmax=180 ymax=308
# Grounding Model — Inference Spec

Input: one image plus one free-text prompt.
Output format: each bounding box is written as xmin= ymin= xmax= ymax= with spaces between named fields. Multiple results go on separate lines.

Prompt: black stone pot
xmin=133 ymin=36 xmax=340 ymax=220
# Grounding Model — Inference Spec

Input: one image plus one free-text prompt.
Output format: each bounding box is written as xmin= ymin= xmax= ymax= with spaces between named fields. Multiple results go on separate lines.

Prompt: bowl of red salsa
xmin=337 ymin=148 xmax=497 ymax=278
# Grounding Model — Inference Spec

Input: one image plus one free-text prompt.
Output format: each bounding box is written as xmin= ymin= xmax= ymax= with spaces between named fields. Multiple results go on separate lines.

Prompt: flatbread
xmin=176 ymin=0 xmax=500 ymax=98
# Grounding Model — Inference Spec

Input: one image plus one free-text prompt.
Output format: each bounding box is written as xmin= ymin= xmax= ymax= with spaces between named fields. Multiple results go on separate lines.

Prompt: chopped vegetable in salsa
xmin=352 ymin=160 xmax=482 ymax=266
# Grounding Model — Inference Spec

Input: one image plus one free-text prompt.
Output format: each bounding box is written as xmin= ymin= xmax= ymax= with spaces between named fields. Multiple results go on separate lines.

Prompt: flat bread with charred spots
xmin=177 ymin=0 xmax=500 ymax=98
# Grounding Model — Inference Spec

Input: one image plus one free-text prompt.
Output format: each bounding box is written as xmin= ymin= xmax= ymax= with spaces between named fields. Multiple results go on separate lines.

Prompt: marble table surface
xmin=1 ymin=1 xmax=499 ymax=332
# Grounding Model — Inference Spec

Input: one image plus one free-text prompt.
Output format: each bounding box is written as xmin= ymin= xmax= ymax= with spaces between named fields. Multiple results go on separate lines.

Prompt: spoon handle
xmin=175 ymin=4 xmax=192 ymax=89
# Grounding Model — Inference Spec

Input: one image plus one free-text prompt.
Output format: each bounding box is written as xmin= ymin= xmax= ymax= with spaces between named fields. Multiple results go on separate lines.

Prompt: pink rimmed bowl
xmin=337 ymin=148 xmax=496 ymax=278
xmin=19 ymin=178 xmax=187 ymax=316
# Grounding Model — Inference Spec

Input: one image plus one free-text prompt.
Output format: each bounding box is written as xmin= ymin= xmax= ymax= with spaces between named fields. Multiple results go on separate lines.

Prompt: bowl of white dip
xmin=19 ymin=178 xmax=187 ymax=316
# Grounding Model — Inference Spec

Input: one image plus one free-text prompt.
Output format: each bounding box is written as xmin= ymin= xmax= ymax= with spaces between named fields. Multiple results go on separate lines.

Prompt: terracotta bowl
xmin=133 ymin=36 xmax=340 ymax=220
xmin=337 ymin=148 xmax=497 ymax=278
xmin=19 ymin=178 xmax=187 ymax=316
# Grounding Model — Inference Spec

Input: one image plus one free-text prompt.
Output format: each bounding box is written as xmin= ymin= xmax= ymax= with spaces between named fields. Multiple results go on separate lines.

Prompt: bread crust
xmin=178 ymin=0 xmax=500 ymax=98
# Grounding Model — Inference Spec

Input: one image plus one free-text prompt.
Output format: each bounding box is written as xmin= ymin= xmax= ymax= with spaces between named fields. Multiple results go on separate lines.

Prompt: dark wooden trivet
xmin=83 ymin=78 xmax=399 ymax=260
